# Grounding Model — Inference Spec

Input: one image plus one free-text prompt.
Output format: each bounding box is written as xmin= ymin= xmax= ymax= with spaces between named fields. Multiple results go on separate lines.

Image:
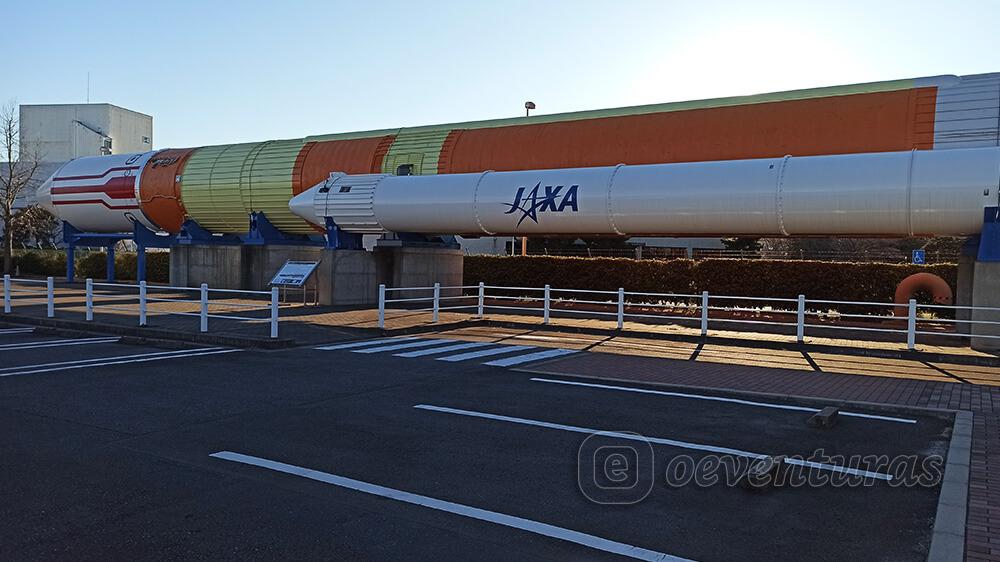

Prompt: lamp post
xmin=520 ymin=101 xmax=536 ymax=255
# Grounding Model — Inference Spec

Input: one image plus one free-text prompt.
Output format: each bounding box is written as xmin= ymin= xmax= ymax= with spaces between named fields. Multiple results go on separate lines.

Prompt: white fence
xmin=3 ymin=275 xmax=280 ymax=338
xmin=377 ymin=282 xmax=1000 ymax=350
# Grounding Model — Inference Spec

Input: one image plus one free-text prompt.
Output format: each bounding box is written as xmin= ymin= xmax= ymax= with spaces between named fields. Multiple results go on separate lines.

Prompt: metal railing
xmin=377 ymin=283 xmax=482 ymax=328
xmin=3 ymin=275 xmax=55 ymax=318
xmin=377 ymin=282 xmax=999 ymax=350
xmin=3 ymin=275 xmax=280 ymax=338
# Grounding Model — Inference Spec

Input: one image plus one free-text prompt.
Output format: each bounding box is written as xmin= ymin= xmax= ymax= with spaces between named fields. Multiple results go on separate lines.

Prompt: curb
xmin=928 ymin=410 xmax=972 ymax=562
xmin=0 ymin=314 xmax=295 ymax=349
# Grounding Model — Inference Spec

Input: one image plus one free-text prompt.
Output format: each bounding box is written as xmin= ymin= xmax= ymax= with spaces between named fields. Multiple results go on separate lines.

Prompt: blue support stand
xmin=106 ymin=244 xmax=116 ymax=282
xmin=325 ymin=217 xmax=363 ymax=250
xmin=175 ymin=218 xmax=243 ymax=245
xmin=62 ymin=222 xmax=131 ymax=283
xmin=244 ymin=212 xmax=320 ymax=246
xmin=977 ymin=207 xmax=1000 ymax=262
xmin=132 ymin=222 xmax=176 ymax=282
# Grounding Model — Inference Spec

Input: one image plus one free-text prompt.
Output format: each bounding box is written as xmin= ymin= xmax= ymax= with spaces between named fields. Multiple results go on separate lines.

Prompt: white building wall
xmin=107 ymin=105 xmax=153 ymax=154
xmin=19 ymin=104 xmax=152 ymax=162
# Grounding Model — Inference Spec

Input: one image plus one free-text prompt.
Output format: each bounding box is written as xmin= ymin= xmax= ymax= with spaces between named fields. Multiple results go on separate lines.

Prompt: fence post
xmin=543 ymin=284 xmax=550 ymax=324
xmin=796 ymin=294 xmax=805 ymax=343
xmin=3 ymin=274 xmax=10 ymax=313
xmin=45 ymin=277 xmax=55 ymax=318
xmin=432 ymin=282 xmax=440 ymax=323
xmin=199 ymin=283 xmax=208 ymax=333
xmin=270 ymin=286 xmax=279 ymax=339
xmin=138 ymin=280 xmax=147 ymax=326
xmin=617 ymin=287 xmax=625 ymax=329
xmin=378 ymin=284 xmax=386 ymax=329
xmin=477 ymin=282 xmax=485 ymax=319
xmin=700 ymin=291 xmax=710 ymax=336
xmin=907 ymin=298 xmax=917 ymax=351
xmin=85 ymin=278 xmax=93 ymax=321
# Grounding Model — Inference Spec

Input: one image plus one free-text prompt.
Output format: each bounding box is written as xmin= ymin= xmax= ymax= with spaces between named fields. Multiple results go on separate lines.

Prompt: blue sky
xmin=4 ymin=0 xmax=999 ymax=148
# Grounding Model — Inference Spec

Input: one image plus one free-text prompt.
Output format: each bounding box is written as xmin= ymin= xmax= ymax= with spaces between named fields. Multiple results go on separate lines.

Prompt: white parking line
xmin=0 ymin=348 xmax=241 ymax=377
xmin=414 ymin=404 xmax=893 ymax=481
xmin=211 ymin=451 xmax=689 ymax=562
xmin=484 ymin=349 xmax=577 ymax=367
xmin=530 ymin=378 xmax=918 ymax=424
xmin=0 ymin=337 xmax=120 ymax=351
xmin=352 ymin=339 xmax=458 ymax=354
xmin=395 ymin=341 xmax=494 ymax=358
xmin=316 ymin=337 xmax=418 ymax=351
xmin=0 ymin=327 xmax=34 ymax=334
xmin=0 ymin=347 xmax=231 ymax=374
xmin=436 ymin=345 xmax=535 ymax=362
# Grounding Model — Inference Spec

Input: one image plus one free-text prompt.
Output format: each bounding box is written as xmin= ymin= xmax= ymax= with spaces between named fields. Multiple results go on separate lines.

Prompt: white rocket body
xmin=289 ymin=147 xmax=1000 ymax=237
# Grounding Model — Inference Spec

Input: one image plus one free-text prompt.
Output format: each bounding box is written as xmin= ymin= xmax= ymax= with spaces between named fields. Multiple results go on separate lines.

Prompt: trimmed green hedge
xmin=11 ymin=251 xmax=67 ymax=277
xmin=465 ymin=256 xmax=957 ymax=305
xmin=14 ymin=251 xmax=170 ymax=282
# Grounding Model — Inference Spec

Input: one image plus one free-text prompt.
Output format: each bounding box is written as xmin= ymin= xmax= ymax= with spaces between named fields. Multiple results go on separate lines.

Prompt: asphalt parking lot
xmin=0 ymin=326 xmax=962 ymax=560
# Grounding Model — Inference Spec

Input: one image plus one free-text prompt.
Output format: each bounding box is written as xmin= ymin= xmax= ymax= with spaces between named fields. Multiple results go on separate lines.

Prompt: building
xmin=19 ymin=103 xmax=152 ymax=163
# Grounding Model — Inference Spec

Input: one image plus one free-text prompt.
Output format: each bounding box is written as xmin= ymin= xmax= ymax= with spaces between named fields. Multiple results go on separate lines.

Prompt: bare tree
xmin=1 ymin=100 xmax=41 ymax=274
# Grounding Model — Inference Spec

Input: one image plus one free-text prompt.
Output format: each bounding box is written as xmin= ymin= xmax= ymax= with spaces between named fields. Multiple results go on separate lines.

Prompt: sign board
xmin=270 ymin=260 xmax=319 ymax=287
xmin=912 ymin=249 xmax=926 ymax=265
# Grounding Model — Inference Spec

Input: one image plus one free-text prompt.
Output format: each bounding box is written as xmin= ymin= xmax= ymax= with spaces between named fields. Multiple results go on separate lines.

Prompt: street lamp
xmin=524 ymin=101 xmax=536 ymax=117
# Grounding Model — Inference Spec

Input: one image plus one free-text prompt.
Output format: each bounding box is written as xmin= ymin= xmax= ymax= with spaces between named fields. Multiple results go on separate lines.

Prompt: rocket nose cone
xmin=289 ymin=188 xmax=323 ymax=226
xmin=35 ymin=173 xmax=55 ymax=214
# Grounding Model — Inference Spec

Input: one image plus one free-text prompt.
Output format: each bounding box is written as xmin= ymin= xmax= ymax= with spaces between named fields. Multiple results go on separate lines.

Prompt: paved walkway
xmin=5 ymin=281 xmax=998 ymax=360
xmin=428 ymin=325 xmax=1000 ymax=386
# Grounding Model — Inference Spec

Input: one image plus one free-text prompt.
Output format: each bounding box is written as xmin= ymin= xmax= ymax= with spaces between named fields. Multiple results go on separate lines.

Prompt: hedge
xmin=11 ymin=251 xmax=67 ymax=277
xmin=13 ymin=251 xmax=170 ymax=282
xmin=465 ymin=256 xmax=958 ymax=307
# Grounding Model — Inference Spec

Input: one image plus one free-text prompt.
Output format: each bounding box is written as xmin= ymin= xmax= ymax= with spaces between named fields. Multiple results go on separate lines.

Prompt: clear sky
xmin=4 ymin=0 xmax=999 ymax=148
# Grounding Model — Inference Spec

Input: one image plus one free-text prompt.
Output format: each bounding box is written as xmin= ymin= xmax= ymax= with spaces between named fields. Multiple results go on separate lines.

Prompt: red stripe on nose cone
xmin=52 ymin=176 xmax=136 ymax=198
xmin=52 ymin=199 xmax=139 ymax=210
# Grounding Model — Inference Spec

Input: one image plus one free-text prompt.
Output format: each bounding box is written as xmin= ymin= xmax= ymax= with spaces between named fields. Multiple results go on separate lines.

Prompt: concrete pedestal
xmin=169 ymin=244 xmax=463 ymax=306
xmin=956 ymin=253 xmax=975 ymax=324
xmin=971 ymin=260 xmax=1000 ymax=352
xmin=374 ymin=246 xmax=465 ymax=299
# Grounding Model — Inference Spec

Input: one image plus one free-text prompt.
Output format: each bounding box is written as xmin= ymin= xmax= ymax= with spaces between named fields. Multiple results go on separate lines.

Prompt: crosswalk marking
xmin=316 ymin=337 xmax=577 ymax=368
xmin=395 ymin=341 xmax=494 ymax=358
xmin=316 ymin=337 xmax=418 ymax=351
xmin=484 ymin=348 xmax=578 ymax=367
xmin=352 ymin=339 xmax=458 ymax=354
xmin=436 ymin=345 xmax=535 ymax=362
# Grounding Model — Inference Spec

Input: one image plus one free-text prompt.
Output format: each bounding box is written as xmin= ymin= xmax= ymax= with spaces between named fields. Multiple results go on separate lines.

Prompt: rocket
xmin=288 ymin=147 xmax=1000 ymax=237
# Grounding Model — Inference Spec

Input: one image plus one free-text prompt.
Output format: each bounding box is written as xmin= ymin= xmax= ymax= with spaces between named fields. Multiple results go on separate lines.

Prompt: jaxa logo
xmin=503 ymin=182 xmax=579 ymax=227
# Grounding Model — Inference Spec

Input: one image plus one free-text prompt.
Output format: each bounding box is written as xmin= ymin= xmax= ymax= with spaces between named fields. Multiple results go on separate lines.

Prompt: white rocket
xmin=288 ymin=147 xmax=1000 ymax=237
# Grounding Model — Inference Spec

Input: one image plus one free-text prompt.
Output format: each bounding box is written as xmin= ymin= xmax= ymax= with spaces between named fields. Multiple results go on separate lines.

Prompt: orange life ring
xmin=893 ymin=273 xmax=953 ymax=317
